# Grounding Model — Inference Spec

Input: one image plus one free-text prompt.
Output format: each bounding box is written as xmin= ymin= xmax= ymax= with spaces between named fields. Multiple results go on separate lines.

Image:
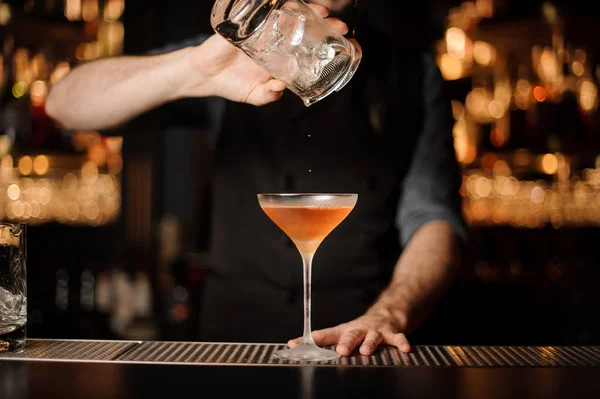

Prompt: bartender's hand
xmin=46 ymin=4 xmax=352 ymax=131
xmin=187 ymin=3 xmax=350 ymax=106
xmin=288 ymin=311 xmax=411 ymax=356
xmin=289 ymin=221 xmax=462 ymax=356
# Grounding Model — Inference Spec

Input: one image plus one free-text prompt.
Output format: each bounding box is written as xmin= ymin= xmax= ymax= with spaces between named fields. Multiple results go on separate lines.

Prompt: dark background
xmin=1 ymin=0 xmax=600 ymax=346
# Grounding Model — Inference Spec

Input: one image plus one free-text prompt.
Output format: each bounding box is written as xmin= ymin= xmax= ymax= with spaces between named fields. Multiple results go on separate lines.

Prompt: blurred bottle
xmin=18 ymin=0 xmax=73 ymax=22
xmin=29 ymin=50 xmax=63 ymax=151
xmin=109 ymin=268 xmax=136 ymax=337
xmin=0 ymin=37 xmax=15 ymax=149
xmin=133 ymin=270 xmax=153 ymax=320
xmin=124 ymin=268 xmax=156 ymax=340
xmin=1 ymin=46 xmax=33 ymax=151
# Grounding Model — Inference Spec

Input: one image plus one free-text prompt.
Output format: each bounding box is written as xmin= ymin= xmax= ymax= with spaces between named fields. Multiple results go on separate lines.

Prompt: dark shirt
xmin=147 ymin=34 xmax=468 ymax=248
xmin=130 ymin=26 xmax=468 ymax=342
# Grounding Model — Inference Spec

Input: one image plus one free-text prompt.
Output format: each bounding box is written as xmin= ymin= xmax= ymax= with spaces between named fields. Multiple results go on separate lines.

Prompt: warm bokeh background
xmin=0 ymin=0 xmax=599 ymax=345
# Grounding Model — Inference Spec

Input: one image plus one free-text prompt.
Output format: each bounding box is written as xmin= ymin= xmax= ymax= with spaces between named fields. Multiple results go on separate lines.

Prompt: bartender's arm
xmin=289 ymin=53 xmax=467 ymax=355
xmin=45 ymin=4 xmax=347 ymax=131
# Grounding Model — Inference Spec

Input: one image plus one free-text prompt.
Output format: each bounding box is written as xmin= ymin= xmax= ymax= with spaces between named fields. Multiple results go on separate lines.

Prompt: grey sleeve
xmin=396 ymin=53 xmax=468 ymax=247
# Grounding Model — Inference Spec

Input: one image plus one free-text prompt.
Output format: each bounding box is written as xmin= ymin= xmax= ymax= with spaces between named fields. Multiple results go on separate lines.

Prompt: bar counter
xmin=2 ymin=339 xmax=600 ymax=398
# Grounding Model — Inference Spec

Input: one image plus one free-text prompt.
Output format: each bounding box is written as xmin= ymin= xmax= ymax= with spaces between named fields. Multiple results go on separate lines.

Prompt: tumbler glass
xmin=0 ymin=223 xmax=27 ymax=352
xmin=211 ymin=0 xmax=362 ymax=106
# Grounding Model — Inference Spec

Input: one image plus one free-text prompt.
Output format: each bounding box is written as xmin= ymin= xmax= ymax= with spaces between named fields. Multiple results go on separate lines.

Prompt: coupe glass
xmin=258 ymin=193 xmax=357 ymax=361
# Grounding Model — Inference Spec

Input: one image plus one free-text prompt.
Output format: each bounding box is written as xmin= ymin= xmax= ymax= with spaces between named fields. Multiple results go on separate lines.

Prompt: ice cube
xmin=315 ymin=43 xmax=336 ymax=62
xmin=0 ymin=286 xmax=26 ymax=334
xmin=240 ymin=11 xmax=282 ymax=59
xmin=266 ymin=13 xmax=285 ymax=52
xmin=297 ymin=52 xmax=321 ymax=85
xmin=273 ymin=9 xmax=305 ymax=47
xmin=265 ymin=52 xmax=300 ymax=81
xmin=247 ymin=9 xmax=304 ymax=57
xmin=295 ymin=43 xmax=335 ymax=86
xmin=0 ymin=286 xmax=24 ymax=312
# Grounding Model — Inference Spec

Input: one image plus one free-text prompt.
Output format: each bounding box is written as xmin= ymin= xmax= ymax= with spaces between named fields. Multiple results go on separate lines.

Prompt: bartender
xmin=46 ymin=0 xmax=466 ymax=356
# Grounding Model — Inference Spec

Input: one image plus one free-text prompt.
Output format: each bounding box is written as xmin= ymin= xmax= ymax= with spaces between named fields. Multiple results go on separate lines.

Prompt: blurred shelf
xmin=0 ymin=149 xmax=122 ymax=227
xmin=3 ymin=11 xmax=93 ymax=60
xmin=475 ymin=18 xmax=554 ymax=55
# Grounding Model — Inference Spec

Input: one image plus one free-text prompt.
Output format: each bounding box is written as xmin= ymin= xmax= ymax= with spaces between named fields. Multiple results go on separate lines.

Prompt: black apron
xmin=199 ymin=27 xmax=424 ymax=343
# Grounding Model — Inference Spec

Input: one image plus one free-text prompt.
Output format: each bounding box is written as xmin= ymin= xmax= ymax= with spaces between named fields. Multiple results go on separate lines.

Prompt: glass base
xmin=274 ymin=343 xmax=340 ymax=362
xmin=0 ymin=325 xmax=26 ymax=352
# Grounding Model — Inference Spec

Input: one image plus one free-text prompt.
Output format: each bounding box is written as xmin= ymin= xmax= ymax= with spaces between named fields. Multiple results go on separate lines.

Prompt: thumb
xmin=287 ymin=326 xmax=343 ymax=348
xmin=266 ymin=79 xmax=287 ymax=93
xmin=251 ymin=79 xmax=287 ymax=106
xmin=311 ymin=327 xmax=345 ymax=346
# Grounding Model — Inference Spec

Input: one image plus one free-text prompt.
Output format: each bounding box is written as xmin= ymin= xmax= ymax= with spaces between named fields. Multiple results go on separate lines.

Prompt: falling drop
xmin=308 ymin=134 xmax=312 ymax=173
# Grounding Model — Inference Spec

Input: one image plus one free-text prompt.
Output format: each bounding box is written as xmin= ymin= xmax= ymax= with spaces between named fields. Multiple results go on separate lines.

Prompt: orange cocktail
xmin=258 ymin=193 xmax=357 ymax=362
xmin=261 ymin=205 xmax=354 ymax=253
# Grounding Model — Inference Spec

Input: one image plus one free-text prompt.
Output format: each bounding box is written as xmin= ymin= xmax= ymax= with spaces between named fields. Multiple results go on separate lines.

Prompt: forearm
xmin=367 ymin=220 xmax=461 ymax=333
xmin=46 ymin=46 xmax=200 ymax=131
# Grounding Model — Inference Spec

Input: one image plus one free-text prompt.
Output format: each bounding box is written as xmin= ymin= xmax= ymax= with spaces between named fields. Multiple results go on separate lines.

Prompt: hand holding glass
xmin=211 ymin=0 xmax=362 ymax=106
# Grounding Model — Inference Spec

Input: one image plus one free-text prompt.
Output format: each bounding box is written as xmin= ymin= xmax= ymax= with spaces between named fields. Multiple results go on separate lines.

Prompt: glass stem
xmin=300 ymin=251 xmax=316 ymax=346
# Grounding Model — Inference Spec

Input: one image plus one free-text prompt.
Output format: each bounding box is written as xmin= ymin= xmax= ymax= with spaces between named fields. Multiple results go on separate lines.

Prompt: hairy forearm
xmin=367 ymin=220 xmax=462 ymax=333
xmin=46 ymin=46 xmax=198 ymax=131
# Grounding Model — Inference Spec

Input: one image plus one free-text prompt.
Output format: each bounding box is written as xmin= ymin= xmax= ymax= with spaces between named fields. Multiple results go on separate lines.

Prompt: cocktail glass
xmin=257 ymin=193 xmax=357 ymax=361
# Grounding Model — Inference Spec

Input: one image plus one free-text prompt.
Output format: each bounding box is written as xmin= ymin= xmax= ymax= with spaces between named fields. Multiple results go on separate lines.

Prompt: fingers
xmin=325 ymin=18 xmax=349 ymax=36
xmin=266 ymin=79 xmax=286 ymax=93
xmin=287 ymin=326 xmax=341 ymax=349
xmin=381 ymin=329 xmax=411 ymax=353
xmin=394 ymin=333 xmax=411 ymax=353
xmin=307 ymin=3 xmax=330 ymax=18
xmin=348 ymin=37 xmax=362 ymax=53
xmin=312 ymin=327 xmax=342 ymax=345
xmin=291 ymin=328 xmax=410 ymax=357
xmin=251 ymin=79 xmax=286 ymax=106
xmin=390 ymin=333 xmax=411 ymax=353
xmin=263 ymin=89 xmax=285 ymax=104
xmin=307 ymin=4 xmax=349 ymax=36
xmin=336 ymin=329 xmax=367 ymax=356
xmin=359 ymin=331 xmax=383 ymax=356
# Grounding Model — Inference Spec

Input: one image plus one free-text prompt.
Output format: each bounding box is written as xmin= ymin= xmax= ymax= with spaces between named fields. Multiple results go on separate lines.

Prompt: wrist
xmin=163 ymin=46 xmax=211 ymax=101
